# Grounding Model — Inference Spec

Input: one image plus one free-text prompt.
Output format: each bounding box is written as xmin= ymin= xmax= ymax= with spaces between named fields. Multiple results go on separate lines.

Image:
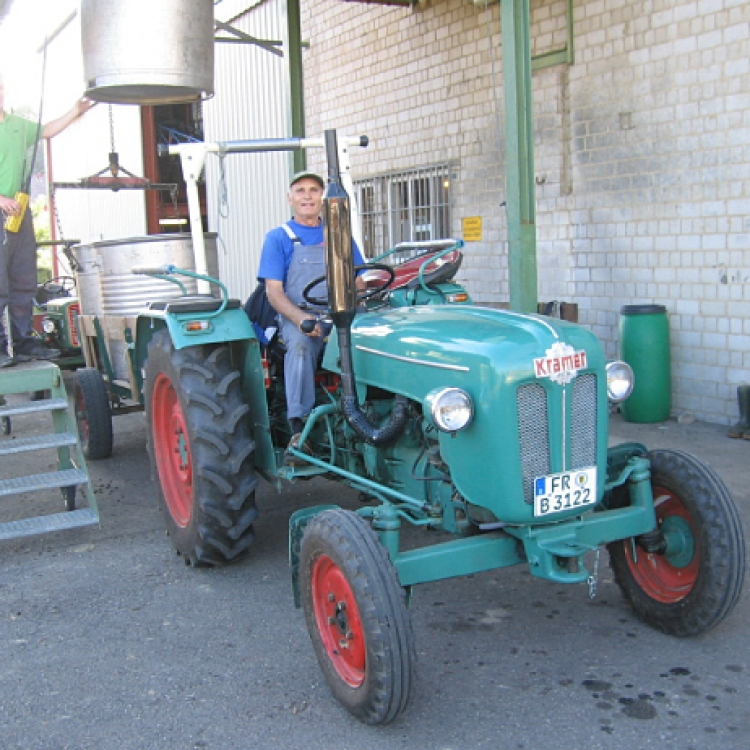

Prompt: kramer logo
xmin=534 ymin=342 xmax=587 ymax=385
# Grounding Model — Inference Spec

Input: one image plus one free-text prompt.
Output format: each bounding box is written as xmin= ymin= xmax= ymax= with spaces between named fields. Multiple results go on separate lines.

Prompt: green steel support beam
xmin=286 ymin=0 xmax=307 ymax=173
xmin=501 ymin=0 xmax=537 ymax=313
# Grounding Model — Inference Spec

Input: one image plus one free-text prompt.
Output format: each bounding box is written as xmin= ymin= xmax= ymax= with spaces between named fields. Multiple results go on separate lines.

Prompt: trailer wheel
xmin=74 ymin=368 xmax=113 ymax=460
xmin=300 ymin=509 xmax=415 ymax=725
xmin=62 ymin=486 xmax=76 ymax=511
xmin=144 ymin=330 xmax=258 ymax=567
xmin=607 ymin=449 xmax=745 ymax=636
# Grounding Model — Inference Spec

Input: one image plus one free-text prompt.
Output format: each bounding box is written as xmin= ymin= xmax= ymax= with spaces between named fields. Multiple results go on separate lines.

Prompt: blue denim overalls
xmin=279 ymin=224 xmax=328 ymax=421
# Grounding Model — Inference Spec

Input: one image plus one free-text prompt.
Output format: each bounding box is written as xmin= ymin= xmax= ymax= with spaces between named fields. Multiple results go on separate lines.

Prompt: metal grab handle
xmin=131 ymin=266 xmax=187 ymax=295
xmin=131 ymin=265 xmax=175 ymax=276
xmin=132 ymin=265 xmax=232 ymax=319
xmin=132 ymin=265 xmax=229 ymax=302
xmin=371 ymin=238 xmax=464 ymax=264
xmin=414 ymin=241 xmax=465 ymax=292
xmin=392 ymin=239 xmax=462 ymax=252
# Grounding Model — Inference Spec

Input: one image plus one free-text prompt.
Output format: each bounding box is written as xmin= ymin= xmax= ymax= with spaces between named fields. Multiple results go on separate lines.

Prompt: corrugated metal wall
xmin=203 ymin=0 xmax=292 ymax=302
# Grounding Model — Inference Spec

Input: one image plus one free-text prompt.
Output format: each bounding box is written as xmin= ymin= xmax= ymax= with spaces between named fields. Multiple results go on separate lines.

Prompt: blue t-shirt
xmin=257 ymin=219 xmax=365 ymax=283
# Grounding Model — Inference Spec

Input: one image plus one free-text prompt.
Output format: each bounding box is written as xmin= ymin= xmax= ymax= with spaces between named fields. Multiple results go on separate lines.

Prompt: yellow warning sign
xmin=463 ymin=216 xmax=482 ymax=242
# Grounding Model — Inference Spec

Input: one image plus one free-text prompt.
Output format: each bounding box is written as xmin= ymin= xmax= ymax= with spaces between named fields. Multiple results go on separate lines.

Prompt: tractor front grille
xmin=517 ymin=373 xmax=598 ymax=504
xmin=517 ymin=383 xmax=550 ymax=504
xmin=570 ymin=373 xmax=598 ymax=471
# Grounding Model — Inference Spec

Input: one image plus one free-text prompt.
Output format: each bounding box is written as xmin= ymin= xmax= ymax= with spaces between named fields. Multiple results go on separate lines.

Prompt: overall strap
xmin=282 ymin=223 xmax=301 ymax=243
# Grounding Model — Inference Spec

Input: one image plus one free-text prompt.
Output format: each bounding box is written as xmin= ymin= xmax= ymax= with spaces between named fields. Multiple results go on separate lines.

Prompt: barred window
xmin=353 ymin=164 xmax=453 ymax=258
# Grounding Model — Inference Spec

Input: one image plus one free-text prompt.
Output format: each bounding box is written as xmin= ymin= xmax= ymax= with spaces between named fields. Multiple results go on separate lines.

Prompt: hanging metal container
xmin=81 ymin=0 xmax=214 ymax=104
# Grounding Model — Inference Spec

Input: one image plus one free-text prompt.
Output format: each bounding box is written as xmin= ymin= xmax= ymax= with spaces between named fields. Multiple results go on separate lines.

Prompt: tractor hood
xmin=323 ymin=304 xmax=610 ymax=525
xmin=323 ymin=304 xmax=606 ymax=399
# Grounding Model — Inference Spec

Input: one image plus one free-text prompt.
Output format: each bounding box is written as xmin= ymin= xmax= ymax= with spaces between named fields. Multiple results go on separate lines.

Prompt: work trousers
xmin=0 ymin=210 xmax=37 ymax=351
xmin=278 ymin=315 xmax=326 ymax=421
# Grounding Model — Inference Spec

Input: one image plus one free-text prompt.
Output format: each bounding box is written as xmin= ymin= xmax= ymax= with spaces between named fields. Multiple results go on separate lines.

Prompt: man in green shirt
xmin=0 ymin=73 xmax=93 ymax=367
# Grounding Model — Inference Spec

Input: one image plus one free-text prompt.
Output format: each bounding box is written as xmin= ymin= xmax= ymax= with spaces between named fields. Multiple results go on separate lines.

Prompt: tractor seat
xmin=404 ymin=251 xmax=463 ymax=289
xmin=363 ymin=249 xmax=463 ymax=291
xmin=147 ymin=295 xmax=241 ymax=313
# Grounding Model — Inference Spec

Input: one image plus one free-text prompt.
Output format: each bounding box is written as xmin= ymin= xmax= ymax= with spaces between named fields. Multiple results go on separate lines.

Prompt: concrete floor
xmin=0 ymin=377 xmax=748 ymax=750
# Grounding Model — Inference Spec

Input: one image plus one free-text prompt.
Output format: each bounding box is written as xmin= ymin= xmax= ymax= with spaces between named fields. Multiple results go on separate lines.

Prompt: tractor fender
xmin=134 ymin=308 xmax=276 ymax=478
xmin=134 ymin=306 xmax=256 ymax=372
xmin=136 ymin=305 xmax=256 ymax=352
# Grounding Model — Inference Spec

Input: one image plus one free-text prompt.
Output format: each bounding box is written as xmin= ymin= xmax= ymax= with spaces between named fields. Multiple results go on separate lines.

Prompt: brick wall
xmin=300 ymin=0 xmax=750 ymax=424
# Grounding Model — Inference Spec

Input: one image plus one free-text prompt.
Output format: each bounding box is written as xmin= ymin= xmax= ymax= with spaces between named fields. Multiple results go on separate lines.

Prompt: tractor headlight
xmin=42 ymin=318 xmax=57 ymax=334
xmin=606 ymin=361 xmax=634 ymax=403
xmin=425 ymin=387 xmax=474 ymax=433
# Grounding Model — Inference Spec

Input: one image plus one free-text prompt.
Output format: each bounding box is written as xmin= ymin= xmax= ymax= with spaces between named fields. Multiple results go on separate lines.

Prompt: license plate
xmin=533 ymin=467 xmax=597 ymax=517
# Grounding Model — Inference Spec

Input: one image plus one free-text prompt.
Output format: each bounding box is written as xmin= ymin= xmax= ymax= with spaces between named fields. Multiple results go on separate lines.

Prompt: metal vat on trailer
xmin=73 ymin=233 xmax=219 ymax=381
xmin=80 ymin=0 xmax=214 ymax=104
xmin=73 ymin=233 xmax=219 ymax=316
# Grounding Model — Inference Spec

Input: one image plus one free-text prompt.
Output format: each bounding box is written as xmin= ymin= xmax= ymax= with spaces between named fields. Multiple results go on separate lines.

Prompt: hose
xmin=336 ymin=324 xmax=409 ymax=446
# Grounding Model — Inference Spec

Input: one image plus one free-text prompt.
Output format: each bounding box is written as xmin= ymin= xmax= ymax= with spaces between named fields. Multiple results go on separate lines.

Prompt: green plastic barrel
xmin=618 ymin=304 xmax=671 ymax=423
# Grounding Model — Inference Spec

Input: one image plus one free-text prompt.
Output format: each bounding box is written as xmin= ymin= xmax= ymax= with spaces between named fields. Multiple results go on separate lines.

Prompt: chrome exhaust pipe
xmin=323 ymin=130 xmax=408 ymax=446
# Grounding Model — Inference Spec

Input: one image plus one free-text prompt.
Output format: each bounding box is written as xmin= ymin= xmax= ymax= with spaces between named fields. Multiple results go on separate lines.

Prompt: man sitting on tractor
xmin=257 ymin=171 xmax=366 ymax=462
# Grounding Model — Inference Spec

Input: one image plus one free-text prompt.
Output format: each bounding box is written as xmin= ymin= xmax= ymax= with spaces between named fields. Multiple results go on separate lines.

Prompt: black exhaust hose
xmin=323 ymin=129 xmax=409 ymax=446
xmin=337 ymin=326 xmax=410 ymax=446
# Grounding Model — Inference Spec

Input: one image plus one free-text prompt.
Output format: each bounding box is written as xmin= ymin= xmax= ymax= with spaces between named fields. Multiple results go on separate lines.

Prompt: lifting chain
xmin=170 ymin=184 xmax=179 ymax=219
xmin=50 ymin=193 xmax=79 ymax=274
xmin=587 ymin=546 xmax=601 ymax=599
xmin=52 ymin=190 xmax=65 ymax=242
xmin=217 ymin=151 xmax=229 ymax=219
xmin=108 ymin=103 xmax=116 ymax=153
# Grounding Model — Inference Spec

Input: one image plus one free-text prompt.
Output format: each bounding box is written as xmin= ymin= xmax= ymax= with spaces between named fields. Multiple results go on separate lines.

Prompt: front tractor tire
xmin=144 ymin=330 xmax=258 ymax=567
xmin=300 ymin=509 xmax=415 ymax=725
xmin=608 ymin=449 xmax=745 ymax=637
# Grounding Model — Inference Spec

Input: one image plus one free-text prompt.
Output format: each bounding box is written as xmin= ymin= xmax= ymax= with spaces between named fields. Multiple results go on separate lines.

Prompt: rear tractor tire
xmin=144 ymin=330 xmax=258 ymax=567
xmin=300 ymin=509 xmax=415 ymax=725
xmin=607 ymin=449 xmax=745 ymax=636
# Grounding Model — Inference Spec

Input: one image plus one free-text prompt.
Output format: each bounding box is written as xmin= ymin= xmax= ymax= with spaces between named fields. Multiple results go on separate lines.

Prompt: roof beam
xmin=214 ymin=20 xmax=283 ymax=57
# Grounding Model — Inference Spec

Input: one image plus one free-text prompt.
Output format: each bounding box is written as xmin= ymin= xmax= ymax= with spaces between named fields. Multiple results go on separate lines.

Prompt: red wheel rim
xmin=624 ymin=486 xmax=699 ymax=603
xmin=311 ymin=554 xmax=366 ymax=687
xmin=152 ymin=373 xmax=193 ymax=527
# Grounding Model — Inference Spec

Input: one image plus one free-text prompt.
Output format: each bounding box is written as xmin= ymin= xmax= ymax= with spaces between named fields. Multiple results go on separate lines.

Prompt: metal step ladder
xmin=0 ymin=361 xmax=99 ymax=541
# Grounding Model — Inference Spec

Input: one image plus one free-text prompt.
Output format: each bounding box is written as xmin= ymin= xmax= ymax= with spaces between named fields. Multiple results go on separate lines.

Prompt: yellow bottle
xmin=4 ymin=191 xmax=29 ymax=233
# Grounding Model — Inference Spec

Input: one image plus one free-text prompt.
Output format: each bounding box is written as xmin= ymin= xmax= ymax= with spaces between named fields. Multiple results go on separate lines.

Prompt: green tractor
xmin=32 ymin=241 xmax=86 ymax=370
xmin=78 ymin=131 xmax=744 ymax=726
xmin=34 ymin=277 xmax=84 ymax=367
